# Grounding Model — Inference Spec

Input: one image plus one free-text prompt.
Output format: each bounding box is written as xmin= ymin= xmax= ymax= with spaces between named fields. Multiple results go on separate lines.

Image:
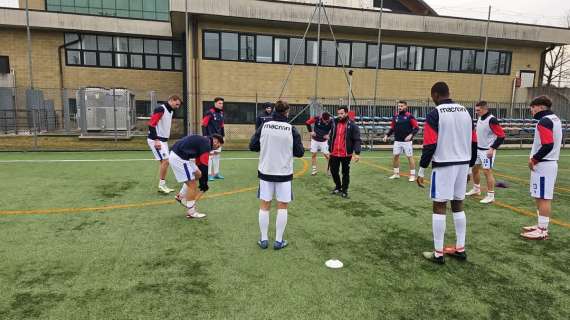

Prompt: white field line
xmin=0 ymin=154 xmax=568 ymax=163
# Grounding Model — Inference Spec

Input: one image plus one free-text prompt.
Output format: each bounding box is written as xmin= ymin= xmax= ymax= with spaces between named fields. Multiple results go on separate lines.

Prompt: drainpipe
xmin=538 ymin=44 xmax=556 ymax=87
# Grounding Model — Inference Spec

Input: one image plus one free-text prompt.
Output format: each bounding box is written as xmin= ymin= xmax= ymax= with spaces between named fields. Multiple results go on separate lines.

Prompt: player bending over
xmin=170 ymin=134 xmax=224 ymax=219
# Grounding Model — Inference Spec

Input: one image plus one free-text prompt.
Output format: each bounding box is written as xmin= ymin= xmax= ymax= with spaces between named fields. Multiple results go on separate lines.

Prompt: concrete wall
xmin=195 ymin=20 xmax=543 ymax=104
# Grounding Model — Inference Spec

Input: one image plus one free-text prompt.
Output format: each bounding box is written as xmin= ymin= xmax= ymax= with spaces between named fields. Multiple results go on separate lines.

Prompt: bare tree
xmin=543 ymin=11 xmax=570 ymax=87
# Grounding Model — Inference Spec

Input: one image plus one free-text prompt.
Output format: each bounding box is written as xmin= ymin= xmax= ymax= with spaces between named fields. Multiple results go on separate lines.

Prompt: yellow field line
xmin=359 ymin=159 xmax=570 ymax=229
xmin=0 ymin=159 xmax=309 ymax=216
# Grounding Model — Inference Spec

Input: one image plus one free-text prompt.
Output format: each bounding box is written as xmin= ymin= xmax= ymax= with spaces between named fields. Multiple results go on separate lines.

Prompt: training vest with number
xmin=476 ymin=114 xmax=497 ymax=150
xmin=432 ymin=103 xmax=473 ymax=165
xmin=531 ymin=113 xmax=562 ymax=161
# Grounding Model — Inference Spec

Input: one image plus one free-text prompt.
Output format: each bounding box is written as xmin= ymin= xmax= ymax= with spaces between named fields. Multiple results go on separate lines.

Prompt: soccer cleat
xmin=258 ymin=240 xmax=269 ymax=249
xmin=331 ymin=189 xmax=341 ymax=195
xmin=214 ymin=174 xmax=225 ymax=179
xmin=521 ymin=228 xmax=548 ymax=240
xmin=175 ymin=194 xmax=187 ymax=207
xmin=273 ymin=240 xmax=288 ymax=250
xmin=479 ymin=195 xmax=495 ymax=204
xmin=311 ymin=168 xmax=318 ymax=176
xmin=522 ymin=225 xmax=538 ymax=232
xmin=422 ymin=251 xmax=445 ymax=264
xmin=465 ymin=188 xmax=481 ymax=196
xmin=341 ymin=192 xmax=349 ymax=199
xmin=208 ymin=175 xmax=215 ymax=181
xmin=186 ymin=207 xmax=206 ymax=219
xmin=408 ymin=175 xmax=416 ymax=182
xmin=449 ymin=250 xmax=467 ymax=261
xmin=389 ymin=174 xmax=400 ymax=179
xmin=158 ymin=185 xmax=174 ymax=194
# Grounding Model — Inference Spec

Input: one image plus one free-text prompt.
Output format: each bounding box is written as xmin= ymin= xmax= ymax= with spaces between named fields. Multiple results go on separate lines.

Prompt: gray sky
xmin=425 ymin=0 xmax=570 ymax=27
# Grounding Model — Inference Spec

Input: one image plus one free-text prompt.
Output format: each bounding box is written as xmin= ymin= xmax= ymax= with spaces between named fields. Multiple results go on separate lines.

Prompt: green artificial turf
xmin=0 ymin=150 xmax=568 ymax=319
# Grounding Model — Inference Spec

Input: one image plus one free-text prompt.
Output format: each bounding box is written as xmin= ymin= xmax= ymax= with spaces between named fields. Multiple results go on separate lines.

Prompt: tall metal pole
xmin=314 ymin=0 xmax=322 ymax=101
xmin=348 ymin=70 xmax=353 ymax=110
xmin=373 ymin=0 xmax=384 ymax=107
xmin=479 ymin=5 xmax=491 ymax=102
xmin=25 ymin=0 xmax=34 ymax=89
xmin=185 ymin=0 xmax=190 ymax=134
xmin=558 ymin=46 xmax=565 ymax=87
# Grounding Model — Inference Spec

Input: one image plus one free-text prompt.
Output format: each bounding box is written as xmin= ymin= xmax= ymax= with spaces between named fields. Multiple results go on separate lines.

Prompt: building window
xmin=200 ymin=29 xmax=512 ymax=76
xmin=395 ymin=46 xmax=408 ymax=70
xmin=351 ymin=42 xmax=366 ymax=68
xmin=321 ymin=40 xmax=336 ymax=66
xmin=422 ymin=48 xmax=436 ymax=71
xmin=46 ymin=0 xmax=170 ymax=21
xmin=475 ymin=51 xmax=486 ymax=73
xmin=461 ymin=49 xmax=475 ymax=72
xmin=306 ymin=40 xmax=318 ymax=65
xmin=435 ymin=48 xmax=450 ymax=71
xmin=274 ymin=38 xmax=288 ymax=63
xmin=381 ymin=44 xmax=395 ymax=69
xmin=256 ymin=35 xmax=272 ymax=63
xmin=449 ymin=49 xmax=461 ymax=72
xmin=64 ymin=33 xmax=182 ymax=71
xmin=289 ymin=38 xmax=305 ymax=65
xmin=221 ymin=32 xmax=239 ymax=61
xmin=204 ymin=32 xmax=220 ymax=59
xmin=337 ymin=42 xmax=350 ymax=67
xmin=240 ymin=35 xmax=255 ymax=61
xmin=367 ymin=44 xmax=379 ymax=68
xmin=486 ymin=51 xmax=500 ymax=74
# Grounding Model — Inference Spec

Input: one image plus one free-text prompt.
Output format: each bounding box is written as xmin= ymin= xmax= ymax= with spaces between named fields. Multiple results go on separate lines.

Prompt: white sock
xmin=213 ymin=154 xmax=220 ymax=174
xmin=538 ymin=215 xmax=550 ymax=230
xmin=159 ymin=179 xmax=166 ymax=186
xmin=276 ymin=209 xmax=288 ymax=242
xmin=410 ymin=169 xmax=416 ymax=176
xmin=473 ymin=184 xmax=480 ymax=190
xmin=312 ymin=165 xmax=317 ymax=169
xmin=394 ymin=168 xmax=400 ymax=174
xmin=487 ymin=191 xmax=495 ymax=199
xmin=259 ymin=209 xmax=269 ymax=241
xmin=186 ymin=200 xmax=196 ymax=209
xmin=179 ymin=184 xmax=188 ymax=198
xmin=453 ymin=211 xmax=466 ymax=251
xmin=432 ymin=214 xmax=446 ymax=257
xmin=208 ymin=155 xmax=214 ymax=176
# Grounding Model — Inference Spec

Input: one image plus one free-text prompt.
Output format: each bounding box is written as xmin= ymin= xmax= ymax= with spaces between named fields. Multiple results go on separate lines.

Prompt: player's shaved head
xmin=431 ymin=82 xmax=450 ymax=105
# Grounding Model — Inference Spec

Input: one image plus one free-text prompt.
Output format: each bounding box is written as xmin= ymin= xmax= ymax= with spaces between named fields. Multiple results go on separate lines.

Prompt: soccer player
xmin=417 ymin=82 xmax=477 ymax=264
xmin=305 ymin=112 xmax=333 ymax=176
xmin=329 ymin=106 xmax=361 ymax=198
xmin=202 ymin=97 xmax=225 ymax=181
xmin=383 ymin=100 xmax=419 ymax=182
xmin=466 ymin=101 xmax=506 ymax=203
xmin=521 ymin=95 xmax=562 ymax=240
xmin=147 ymin=95 xmax=182 ymax=194
xmin=170 ymin=134 xmax=224 ymax=219
xmin=249 ymin=100 xmax=304 ymax=250
xmin=256 ymin=102 xmax=274 ymax=130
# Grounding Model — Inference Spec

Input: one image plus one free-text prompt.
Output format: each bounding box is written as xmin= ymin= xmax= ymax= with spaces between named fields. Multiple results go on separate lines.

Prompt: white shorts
xmin=310 ymin=139 xmax=329 ymax=154
xmin=475 ymin=149 xmax=496 ymax=170
xmin=530 ymin=161 xmax=558 ymax=200
xmin=430 ymin=164 xmax=469 ymax=202
xmin=169 ymin=151 xmax=199 ymax=183
xmin=147 ymin=139 xmax=169 ymax=161
xmin=393 ymin=141 xmax=413 ymax=157
xmin=258 ymin=180 xmax=293 ymax=203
